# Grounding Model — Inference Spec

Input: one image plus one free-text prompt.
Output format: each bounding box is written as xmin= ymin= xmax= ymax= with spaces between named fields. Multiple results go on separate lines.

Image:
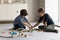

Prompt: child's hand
xmin=29 ymin=27 xmax=33 ymax=30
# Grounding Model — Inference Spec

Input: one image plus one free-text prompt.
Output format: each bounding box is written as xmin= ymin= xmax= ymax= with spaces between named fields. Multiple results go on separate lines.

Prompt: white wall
xmin=25 ymin=0 xmax=45 ymax=22
xmin=58 ymin=0 xmax=60 ymax=22
xmin=45 ymin=0 xmax=58 ymax=24
xmin=0 ymin=0 xmax=45 ymax=22
xmin=25 ymin=0 xmax=34 ymax=22
xmin=40 ymin=0 xmax=45 ymax=8
xmin=0 ymin=4 xmax=28 ymax=21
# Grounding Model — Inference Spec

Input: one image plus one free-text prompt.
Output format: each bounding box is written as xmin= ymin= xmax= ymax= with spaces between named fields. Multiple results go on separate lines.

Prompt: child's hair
xmin=20 ymin=9 xmax=28 ymax=16
xmin=38 ymin=8 xmax=45 ymax=13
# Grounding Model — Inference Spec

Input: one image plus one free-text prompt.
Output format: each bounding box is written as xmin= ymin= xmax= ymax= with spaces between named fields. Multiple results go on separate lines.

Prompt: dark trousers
xmin=13 ymin=24 xmax=26 ymax=30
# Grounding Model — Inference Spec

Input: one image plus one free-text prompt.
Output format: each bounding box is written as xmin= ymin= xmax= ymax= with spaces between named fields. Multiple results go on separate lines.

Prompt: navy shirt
xmin=14 ymin=15 xmax=28 ymax=26
xmin=38 ymin=13 xmax=54 ymax=25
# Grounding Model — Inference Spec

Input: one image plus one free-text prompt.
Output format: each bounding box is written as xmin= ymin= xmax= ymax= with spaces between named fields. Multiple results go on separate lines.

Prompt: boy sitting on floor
xmin=33 ymin=8 xmax=58 ymax=33
xmin=13 ymin=9 xmax=32 ymax=30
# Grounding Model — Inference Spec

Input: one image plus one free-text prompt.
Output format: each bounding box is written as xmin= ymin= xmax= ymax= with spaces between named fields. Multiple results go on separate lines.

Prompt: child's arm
xmin=23 ymin=22 xmax=32 ymax=29
xmin=33 ymin=22 xmax=40 ymax=28
xmin=44 ymin=22 xmax=47 ymax=27
xmin=44 ymin=22 xmax=47 ymax=30
xmin=24 ymin=18 xmax=33 ymax=29
xmin=27 ymin=22 xmax=32 ymax=27
xmin=26 ymin=22 xmax=33 ymax=29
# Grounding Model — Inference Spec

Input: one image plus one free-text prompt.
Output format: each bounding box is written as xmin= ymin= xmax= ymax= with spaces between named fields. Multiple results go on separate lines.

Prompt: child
xmin=13 ymin=9 xmax=32 ymax=30
xmin=33 ymin=8 xmax=58 ymax=33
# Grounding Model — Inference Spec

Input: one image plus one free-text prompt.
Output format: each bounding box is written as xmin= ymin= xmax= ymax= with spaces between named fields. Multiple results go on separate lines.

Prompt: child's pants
xmin=13 ymin=24 xmax=26 ymax=30
xmin=38 ymin=25 xmax=58 ymax=33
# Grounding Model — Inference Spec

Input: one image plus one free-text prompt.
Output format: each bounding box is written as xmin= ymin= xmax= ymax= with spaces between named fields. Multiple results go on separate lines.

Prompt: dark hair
xmin=20 ymin=9 xmax=28 ymax=16
xmin=38 ymin=8 xmax=44 ymax=13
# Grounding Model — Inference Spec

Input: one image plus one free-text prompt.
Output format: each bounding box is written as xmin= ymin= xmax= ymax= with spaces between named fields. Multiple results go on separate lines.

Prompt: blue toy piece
xmin=11 ymin=31 xmax=17 ymax=35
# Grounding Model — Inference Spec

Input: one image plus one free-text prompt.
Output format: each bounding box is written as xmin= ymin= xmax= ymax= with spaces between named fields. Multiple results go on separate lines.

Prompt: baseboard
xmin=0 ymin=20 xmax=14 ymax=23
